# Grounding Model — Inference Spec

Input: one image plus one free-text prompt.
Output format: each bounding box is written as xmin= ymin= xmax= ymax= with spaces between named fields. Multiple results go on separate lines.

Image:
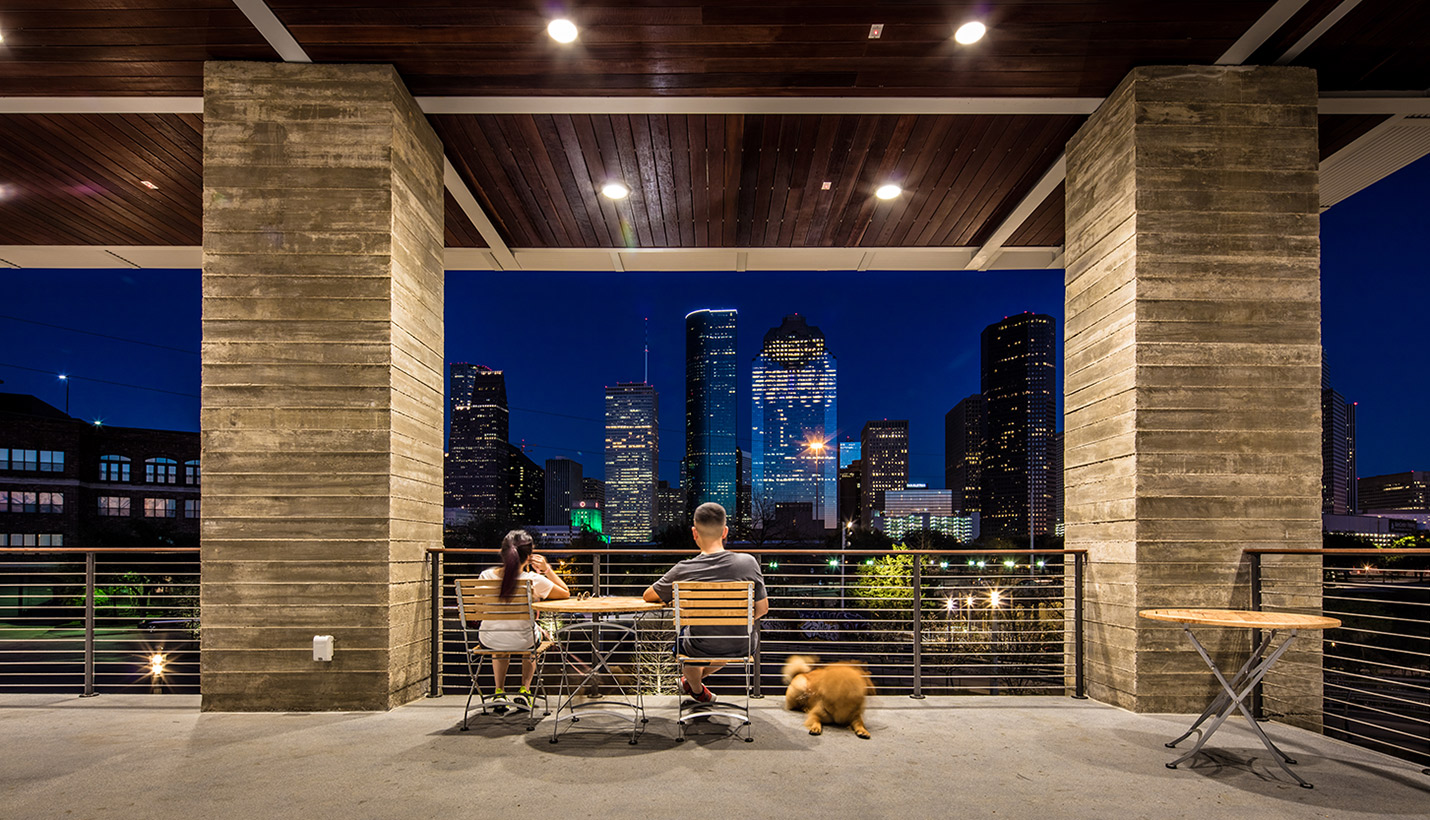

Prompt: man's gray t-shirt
xmin=651 ymin=550 xmax=766 ymax=657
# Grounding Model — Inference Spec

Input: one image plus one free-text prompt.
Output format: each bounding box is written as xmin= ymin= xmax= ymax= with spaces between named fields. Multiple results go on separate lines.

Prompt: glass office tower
xmin=446 ymin=363 xmax=509 ymax=518
xmin=980 ymin=313 xmax=1056 ymax=539
xmin=684 ymin=309 xmax=739 ymax=518
xmin=752 ymin=314 xmax=838 ymax=529
xmin=605 ymin=382 xmax=659 ymax=542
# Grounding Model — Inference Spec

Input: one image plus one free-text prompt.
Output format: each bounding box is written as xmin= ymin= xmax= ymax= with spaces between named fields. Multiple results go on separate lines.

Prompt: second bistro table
xmin=533 ymin=596 xmax=668 ymax=745
xmin=1139 ymin=608 xmax=1341 ymax=789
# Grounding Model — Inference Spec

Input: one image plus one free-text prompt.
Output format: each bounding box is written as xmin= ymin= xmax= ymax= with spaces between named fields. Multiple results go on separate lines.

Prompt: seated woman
xmin=478 ymin=529 xmax=570 ymax=709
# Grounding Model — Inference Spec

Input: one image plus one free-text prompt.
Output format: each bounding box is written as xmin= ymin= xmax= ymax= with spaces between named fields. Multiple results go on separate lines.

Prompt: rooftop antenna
xmin=643 ymin=317 xmax=650 ymax=384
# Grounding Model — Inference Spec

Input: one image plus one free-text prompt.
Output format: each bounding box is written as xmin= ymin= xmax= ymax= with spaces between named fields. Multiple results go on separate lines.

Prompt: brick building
xmin=1 ymin=393 xmax=199 ymax=547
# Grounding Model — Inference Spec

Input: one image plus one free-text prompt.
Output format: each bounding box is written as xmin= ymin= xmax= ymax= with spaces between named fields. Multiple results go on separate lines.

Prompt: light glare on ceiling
xmin=875 ymin=184 xmax=902 ymax=200
xmin=547 ymin=19 xmax=578 ymax=44
xmin=602 ymin=182 xmax=630 ymax=200
xmin=954 ymin=21 xmax=986 ymax=45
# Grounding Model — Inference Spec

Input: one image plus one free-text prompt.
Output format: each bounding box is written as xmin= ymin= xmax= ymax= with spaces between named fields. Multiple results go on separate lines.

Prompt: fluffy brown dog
xmin=782 ymin=655 xmax=873 ymax=739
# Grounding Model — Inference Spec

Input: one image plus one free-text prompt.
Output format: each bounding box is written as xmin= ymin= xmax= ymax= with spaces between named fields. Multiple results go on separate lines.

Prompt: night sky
xmin=4 ymin=153 xmax=1428 ymax=487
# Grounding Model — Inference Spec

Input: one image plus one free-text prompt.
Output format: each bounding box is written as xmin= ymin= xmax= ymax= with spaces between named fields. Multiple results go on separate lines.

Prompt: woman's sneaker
xmin=511 ymin=688 xmax=533 ymax=711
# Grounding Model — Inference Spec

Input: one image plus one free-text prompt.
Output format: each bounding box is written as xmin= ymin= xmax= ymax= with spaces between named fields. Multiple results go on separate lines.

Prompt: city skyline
xmin=2 ymin=156 xmax=1428 ymax=488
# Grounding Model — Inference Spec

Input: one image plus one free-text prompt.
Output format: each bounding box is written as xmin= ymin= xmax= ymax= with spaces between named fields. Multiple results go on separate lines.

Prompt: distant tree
xmin=653 ymin=523 xmax=691 ymax=550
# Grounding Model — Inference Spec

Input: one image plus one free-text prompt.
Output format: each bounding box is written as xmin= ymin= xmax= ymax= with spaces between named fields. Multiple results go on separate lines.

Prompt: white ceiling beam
xmin=965 ymin=155 xmax=1066 ymax=271
xmin=444 ymin=158 xmax=518 ymax=271
xmin=1217 ymin=0 xmax=1312 ymax=65
xmin=231 ymin=0 xmax=310 ymax=62
xmin=1276 ymin=0 xmax=1364 ymax=65
xmin=0 ymin=245 xmax=1081 ymax=273
xmin=416 ymin=96 xmax=1104 ymax=116
xmin=1321 ymin=115 xmax=1430 ymax=210
xmin=7 ymin=95 xmax=1429 ymax=117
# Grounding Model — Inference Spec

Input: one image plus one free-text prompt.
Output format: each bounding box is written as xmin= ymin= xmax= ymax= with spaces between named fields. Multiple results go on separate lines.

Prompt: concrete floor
xmin=1 ymin=693 xmax=1426 ymax=820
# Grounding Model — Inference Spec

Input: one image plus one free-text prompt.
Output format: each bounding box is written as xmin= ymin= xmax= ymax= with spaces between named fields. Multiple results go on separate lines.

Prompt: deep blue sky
xmin=3 ymin=153 xmax=1427 ymax=485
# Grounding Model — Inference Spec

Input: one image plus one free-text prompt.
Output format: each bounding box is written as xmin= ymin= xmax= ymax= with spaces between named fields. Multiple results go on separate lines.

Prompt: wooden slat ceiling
xmin=0 ymin=1 xmax=1426 ymax=254
xmin=0 ymin=113 xmax=202 ymax=245
xmin=267 ymin=1 xmax=1273 ymax=97
xmin=434 ymin=113 xmax=1081 ymax=249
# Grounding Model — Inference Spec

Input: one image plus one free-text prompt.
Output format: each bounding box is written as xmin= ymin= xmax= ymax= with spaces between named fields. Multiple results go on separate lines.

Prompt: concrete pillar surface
xmin=201 ymin=62 xmax=444 ymax=711
xmin=1064 ymin=65 xmax=1324 ymax=719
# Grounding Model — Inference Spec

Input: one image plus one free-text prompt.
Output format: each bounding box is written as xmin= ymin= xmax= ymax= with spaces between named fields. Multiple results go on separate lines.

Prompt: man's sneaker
xmin=680 ymin=677 xmax=716 ymax=704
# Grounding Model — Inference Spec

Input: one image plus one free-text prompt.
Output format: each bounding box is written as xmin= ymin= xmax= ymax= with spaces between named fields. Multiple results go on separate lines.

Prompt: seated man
xmin=643 ymin=502 xmax=768 ymax=702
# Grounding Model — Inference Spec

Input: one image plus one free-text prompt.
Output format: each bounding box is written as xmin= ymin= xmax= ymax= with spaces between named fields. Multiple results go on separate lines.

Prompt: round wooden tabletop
xmin=1139 ymin=608 xmax=1340 ymax=630
xmin=533 ymin=596 xmax=668 ymax=615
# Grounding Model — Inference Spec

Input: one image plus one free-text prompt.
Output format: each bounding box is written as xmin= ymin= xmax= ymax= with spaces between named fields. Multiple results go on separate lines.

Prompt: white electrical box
xmin=313 ymin=635 xmax=334 ymax=662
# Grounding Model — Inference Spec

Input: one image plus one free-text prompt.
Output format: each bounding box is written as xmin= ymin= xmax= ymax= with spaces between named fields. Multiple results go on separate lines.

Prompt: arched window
xmin=99 ymin=455 xmax=131 ymax=482
xmin=145 ymin=457 xmax=178 ymax=485
xmin=184 ymin=459 xmax=201 ymax=486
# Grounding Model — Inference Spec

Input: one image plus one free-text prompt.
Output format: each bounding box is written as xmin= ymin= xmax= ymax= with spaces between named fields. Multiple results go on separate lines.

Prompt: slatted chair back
xmin=672 ymin=580 xmax=754 ymax=654
xmin=457 ymin=577 xmax=536 ymax=639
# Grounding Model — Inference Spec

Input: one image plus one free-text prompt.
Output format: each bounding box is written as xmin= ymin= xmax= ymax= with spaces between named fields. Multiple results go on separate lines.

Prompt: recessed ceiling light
xmin=140 ymin=180 xmax=159 ymax=190
xmin=548 ymin=19 xmax=578 ymax=44
xmin=875 ymin=184 xmax=902 ymax=200
xmin=602 ymin=182 xmax=630 ymax=200
xmin=821 ymin=181 xmax=832 ymax=191
xmin=954 ymin=21 xmax=986 ymax=45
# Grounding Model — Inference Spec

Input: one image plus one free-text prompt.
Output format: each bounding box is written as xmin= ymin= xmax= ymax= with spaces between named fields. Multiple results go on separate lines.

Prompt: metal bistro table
xmin=1139 ymin=608 xmax=1341 ymax=789
xmin=533 ymin=596 xmax=668 ymax=745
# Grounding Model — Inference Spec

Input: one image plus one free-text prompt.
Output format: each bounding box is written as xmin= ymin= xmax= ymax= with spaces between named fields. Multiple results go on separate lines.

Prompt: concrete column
xmin=201 ymin=62 xmax=444 ymax=711
xmin=1064 ymin=66 xmax=1324 ymax=718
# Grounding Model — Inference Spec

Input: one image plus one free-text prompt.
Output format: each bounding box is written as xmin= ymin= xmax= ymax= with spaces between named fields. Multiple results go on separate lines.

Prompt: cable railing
xmin=0 ymin=547 xmax=200 ymax=695
xmin=428 ymin=546 xmax=1087 ymax=701
xmin=1249 ymin=548 xmax=1430 ymax=771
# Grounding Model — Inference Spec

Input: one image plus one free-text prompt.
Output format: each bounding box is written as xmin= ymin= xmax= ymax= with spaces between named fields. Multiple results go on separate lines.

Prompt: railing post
xmin=910 ymin=556 xmax=925 ymax=699
xmin=592 ymin=552 xmax=602 ymax=597
xmin=81 ymin=551 xmax=97 ymax=698
xmin=428 ymin=550 xmax=442 ymax=697
xmin=1249 ymin=551 xmax=1263 ymax=721
xmin=1073 ymin=551 xmax=1087 ymax=699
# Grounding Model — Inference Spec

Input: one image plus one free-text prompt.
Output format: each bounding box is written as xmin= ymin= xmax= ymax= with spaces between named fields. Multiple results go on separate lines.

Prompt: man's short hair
xmin=692 ymin=502 xmax=727 ymax=536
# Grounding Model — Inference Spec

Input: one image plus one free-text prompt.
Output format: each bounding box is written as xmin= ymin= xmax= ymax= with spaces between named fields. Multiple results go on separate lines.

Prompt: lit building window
xmin=99 ymin=455 xmax=131 ymax=482
xmin=98 ymin=496 xmax=131 ymax=517
xmin=145 ymin=458 xmax=178 ymax=484
xmin=1 ymin=491 xmax=37 ymax=513
xmin=184 ymin=460 xmax=200 ymax=486
xmin=143 ymin=497 xmax=177 ymax=518
xmin=38 ymin=492 xmax=63 ymax=514
xmin=39 ymin=450 xmax=64 ymax=472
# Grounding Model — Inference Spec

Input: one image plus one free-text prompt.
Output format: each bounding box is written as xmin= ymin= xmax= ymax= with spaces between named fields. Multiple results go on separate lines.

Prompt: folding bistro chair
xmin=672 ymin=580 xmax=757 ymax=743
xmin=455 ymin=577 xmax=552 ymax=731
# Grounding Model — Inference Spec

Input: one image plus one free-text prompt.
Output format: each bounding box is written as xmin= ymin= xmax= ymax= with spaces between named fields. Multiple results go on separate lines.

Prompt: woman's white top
xmin=476 ymin=567 xmax=556 ymax=651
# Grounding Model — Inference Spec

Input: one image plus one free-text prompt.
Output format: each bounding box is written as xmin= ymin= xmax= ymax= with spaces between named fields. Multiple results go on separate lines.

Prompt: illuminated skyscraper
xmin=980 ymin=313 xmax=1056 ymax=538
xmin=1322 ymin=360 xmax=1357 ymax=515
xmin=605 ymin=382 xmax=659 ymax=542
xmin=684 ymin=309 xmax=739 ymax=516
xmin=446 ymin=363 xmax=508 ymax=518
xmin=544 ymin=457 xmax=584 ymax=526
xmin=944 ymin=394 xmax=986 ymax=513
xmin=752 ymin=315 xmax=837 ymax=528
xmin=506 ymin=444 xmax=544 ymax=525
xmin=861 ymin=420 xmax=909 ymax=526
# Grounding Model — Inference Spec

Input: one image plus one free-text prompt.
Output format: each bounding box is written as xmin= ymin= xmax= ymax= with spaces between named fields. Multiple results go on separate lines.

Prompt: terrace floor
xmin=2 ymin=693 xmax=1426 ymax=819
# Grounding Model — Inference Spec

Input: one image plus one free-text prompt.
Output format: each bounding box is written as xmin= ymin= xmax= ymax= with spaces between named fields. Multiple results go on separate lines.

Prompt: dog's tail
xmin=781 ymin=654 xmax=817 ymax=683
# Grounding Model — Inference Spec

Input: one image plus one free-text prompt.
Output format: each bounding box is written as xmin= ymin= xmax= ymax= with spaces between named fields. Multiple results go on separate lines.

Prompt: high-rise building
xmin=446 ymin=363 xmax=509 ymax=518
xmin=605 ymin=382 xmax=659 ymax=542
xmin=980 ymin=313 xmax=1057 ymax=539
xmin=1322 ymin=363 xmax=1357 ymax=515
xmin=506 ymin=445 xmax=544 ymax=525
xmin=544 ymin=457 xmax=583 ymax=526
xmin=656 ymin=480 xmax=685 ymax=532
xmin=1358 ymin=472 xmax=1429 ymax=513
xmin=1051 ymin=431 xmax=1065 ymax=534
xmin=684 ymin=309 xmax=739 ymax=517
xmin=582 ymin=477 xmax=605 ymax=507
xmin=838 ymin=439 xmax=861 ymax=469
xmin=861 ymin=420 xmax=909 ymax=527
xmin=838 ymin=459 xmax=862 ymax=529
xmin=944 ymin=395 xmax=985 ymax=513
xmin=736 ymin=448 xmax=753 ymax=536
xmin=752 ymin=315 xmax=838 ymax=528
xmin=877 ymin=486 xmax=979 ymax=540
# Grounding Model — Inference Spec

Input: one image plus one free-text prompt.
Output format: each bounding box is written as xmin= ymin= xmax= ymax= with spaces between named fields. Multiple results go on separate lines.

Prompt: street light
xmin=58 ymin=374 xmax=69 ymax=414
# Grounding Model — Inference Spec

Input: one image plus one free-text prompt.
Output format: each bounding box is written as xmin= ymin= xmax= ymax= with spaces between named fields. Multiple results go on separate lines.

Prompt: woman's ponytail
xmin=498 ymin=529 xmax=535 ymax=600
